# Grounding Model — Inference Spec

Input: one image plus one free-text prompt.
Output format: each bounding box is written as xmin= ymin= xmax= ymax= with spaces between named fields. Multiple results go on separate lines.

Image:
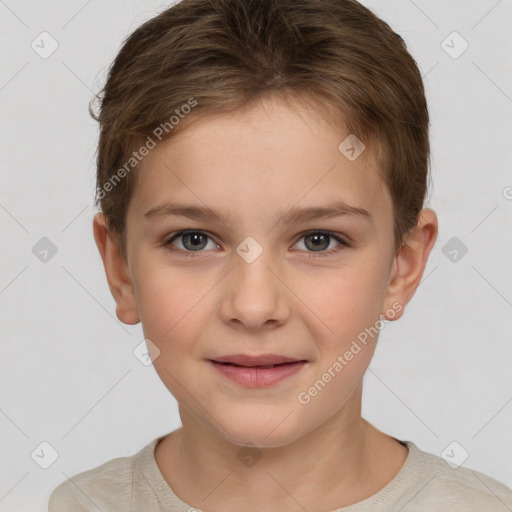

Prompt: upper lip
xmin=210 ymin=354 xmax=305 ymax=367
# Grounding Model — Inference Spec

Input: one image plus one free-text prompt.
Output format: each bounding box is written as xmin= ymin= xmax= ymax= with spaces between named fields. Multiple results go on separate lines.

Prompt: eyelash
xmin=162 ymin=229 xmax=348 ymax=259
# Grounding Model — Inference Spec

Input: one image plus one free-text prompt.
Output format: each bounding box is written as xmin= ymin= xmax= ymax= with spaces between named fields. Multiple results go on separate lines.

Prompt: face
xmin=119 ymin=96 xmax=403 ymax=447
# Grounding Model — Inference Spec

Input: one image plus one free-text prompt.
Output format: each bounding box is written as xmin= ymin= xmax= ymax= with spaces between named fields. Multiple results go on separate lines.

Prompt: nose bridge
xmin=220 ymin=237 xmax=288 ymax=330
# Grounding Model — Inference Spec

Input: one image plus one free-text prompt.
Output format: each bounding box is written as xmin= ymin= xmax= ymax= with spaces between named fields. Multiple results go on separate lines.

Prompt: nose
xmin=219 ymin=248 xmax=290 ymax=332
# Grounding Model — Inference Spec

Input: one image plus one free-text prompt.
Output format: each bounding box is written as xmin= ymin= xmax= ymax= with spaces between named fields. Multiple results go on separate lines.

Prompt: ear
xmin=383 ymin=208 xmax=438 ymax=320
xmin=92 ymin=212 xmax=140 ymax=325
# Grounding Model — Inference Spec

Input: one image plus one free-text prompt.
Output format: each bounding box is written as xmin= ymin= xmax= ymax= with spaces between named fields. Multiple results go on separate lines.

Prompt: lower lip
xmin=209 ymin=360 xmax=307 ymax=388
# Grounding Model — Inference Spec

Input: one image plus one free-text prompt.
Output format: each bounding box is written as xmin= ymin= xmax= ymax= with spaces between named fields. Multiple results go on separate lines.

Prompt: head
xmin=92 ymin=0 xmax=437 ymax=448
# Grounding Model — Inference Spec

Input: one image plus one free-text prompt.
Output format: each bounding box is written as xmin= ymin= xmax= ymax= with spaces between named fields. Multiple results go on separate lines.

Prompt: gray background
xmin=0 ymin=0 xmax=511 ymax=510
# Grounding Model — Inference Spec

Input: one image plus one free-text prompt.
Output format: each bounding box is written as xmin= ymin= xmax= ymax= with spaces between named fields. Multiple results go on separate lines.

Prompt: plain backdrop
xmin=0 ymin=1 xmax=511 ymax=510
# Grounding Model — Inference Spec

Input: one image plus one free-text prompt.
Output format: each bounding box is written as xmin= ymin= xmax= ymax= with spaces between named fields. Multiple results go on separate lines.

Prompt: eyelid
xmin=164 ymin=229 xmax=220 ymax=249
xmin=295 ymin=229 xmax=348 ymax=245
xmin=291 ymin=229 xmax=348 ymax=256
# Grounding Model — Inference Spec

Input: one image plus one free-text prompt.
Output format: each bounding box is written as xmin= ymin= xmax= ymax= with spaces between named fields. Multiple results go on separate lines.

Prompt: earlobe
xmin=383 ymin=208 xmax=438 ymax=320
xmin=92 ymin=213 xmax=140 ymax=325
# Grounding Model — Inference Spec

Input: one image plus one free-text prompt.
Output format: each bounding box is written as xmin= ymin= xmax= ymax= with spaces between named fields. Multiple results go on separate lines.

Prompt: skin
xmin=93 ymin=94 xmax=438 ymax=511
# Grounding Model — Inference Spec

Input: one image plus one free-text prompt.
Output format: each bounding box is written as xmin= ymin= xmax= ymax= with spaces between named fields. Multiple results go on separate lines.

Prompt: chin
xmin=215 ymin=411 xmax=307 ymax=449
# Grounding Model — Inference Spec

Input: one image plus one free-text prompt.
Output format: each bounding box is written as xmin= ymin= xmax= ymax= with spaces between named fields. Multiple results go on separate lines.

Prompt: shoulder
xmin=403 ymin=441 xmax=512 ymax=511
xmin=48 ymin=439 xmax=158 ymax=512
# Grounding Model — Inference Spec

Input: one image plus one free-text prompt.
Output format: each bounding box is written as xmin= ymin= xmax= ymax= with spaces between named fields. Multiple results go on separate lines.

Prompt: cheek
xmin=298 ymin=259 xmax=388 ymax=340
xmin=133 ymin=264 xmax=206 ymax=351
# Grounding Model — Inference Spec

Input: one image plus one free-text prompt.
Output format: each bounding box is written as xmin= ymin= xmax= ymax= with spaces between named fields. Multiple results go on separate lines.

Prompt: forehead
xmin=128 ymin=96 xmax=392 ymax=228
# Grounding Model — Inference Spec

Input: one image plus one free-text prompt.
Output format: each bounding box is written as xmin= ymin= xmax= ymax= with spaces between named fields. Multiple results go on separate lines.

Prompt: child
xmin=49 ymin=0 xmax=512 ymax=510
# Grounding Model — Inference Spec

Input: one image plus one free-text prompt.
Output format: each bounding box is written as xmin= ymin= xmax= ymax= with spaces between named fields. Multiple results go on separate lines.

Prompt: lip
xmin=208 ymin=354 xmax=308 ymax=388
xmin=211 ymin=354 xmax=303 ymax=366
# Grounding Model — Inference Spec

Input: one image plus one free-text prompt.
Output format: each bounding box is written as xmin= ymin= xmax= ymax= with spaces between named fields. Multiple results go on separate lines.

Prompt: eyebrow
xmin=144 ymin=200 xmax=374 ymax=226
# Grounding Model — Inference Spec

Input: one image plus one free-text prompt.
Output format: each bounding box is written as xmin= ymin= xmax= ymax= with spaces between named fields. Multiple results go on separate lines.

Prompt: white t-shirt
xmin=48 ymin=436 xmax=512 ymax=511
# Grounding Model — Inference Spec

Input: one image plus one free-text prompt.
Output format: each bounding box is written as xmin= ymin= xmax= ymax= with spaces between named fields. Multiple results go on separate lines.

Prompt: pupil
xmin=184 ymin=233 xmax=206 ymax=251
xmin=180 ymin=233 xmax=330 ymax=252
xmin=308 ymin=233 xmax=328 ymax=251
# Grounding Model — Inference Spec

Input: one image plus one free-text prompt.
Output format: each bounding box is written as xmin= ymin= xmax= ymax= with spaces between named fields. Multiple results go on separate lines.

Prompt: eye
xmin=164 ymin=230 xmax=219 ymax=253
xmin=163 ymin=229 xmax=348 ymax=258
xmin=293 ymin=231 xmax=347 ymax=257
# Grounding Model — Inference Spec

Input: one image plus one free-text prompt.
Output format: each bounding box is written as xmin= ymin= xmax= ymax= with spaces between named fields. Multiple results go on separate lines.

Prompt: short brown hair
xmin=91 ymin=0 xmax=430 ymax=259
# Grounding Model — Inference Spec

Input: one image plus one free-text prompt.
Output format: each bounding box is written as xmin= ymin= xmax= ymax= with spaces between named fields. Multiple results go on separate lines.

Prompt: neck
xmin=155 ymin=384 xmax=408 ymax=511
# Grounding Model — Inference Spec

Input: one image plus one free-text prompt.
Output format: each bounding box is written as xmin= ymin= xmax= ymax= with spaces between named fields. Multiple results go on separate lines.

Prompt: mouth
xmin=210 ymin=354 xmax=305 ymax=366
xmin=208 ymin=354 xmax=308 ymax=387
